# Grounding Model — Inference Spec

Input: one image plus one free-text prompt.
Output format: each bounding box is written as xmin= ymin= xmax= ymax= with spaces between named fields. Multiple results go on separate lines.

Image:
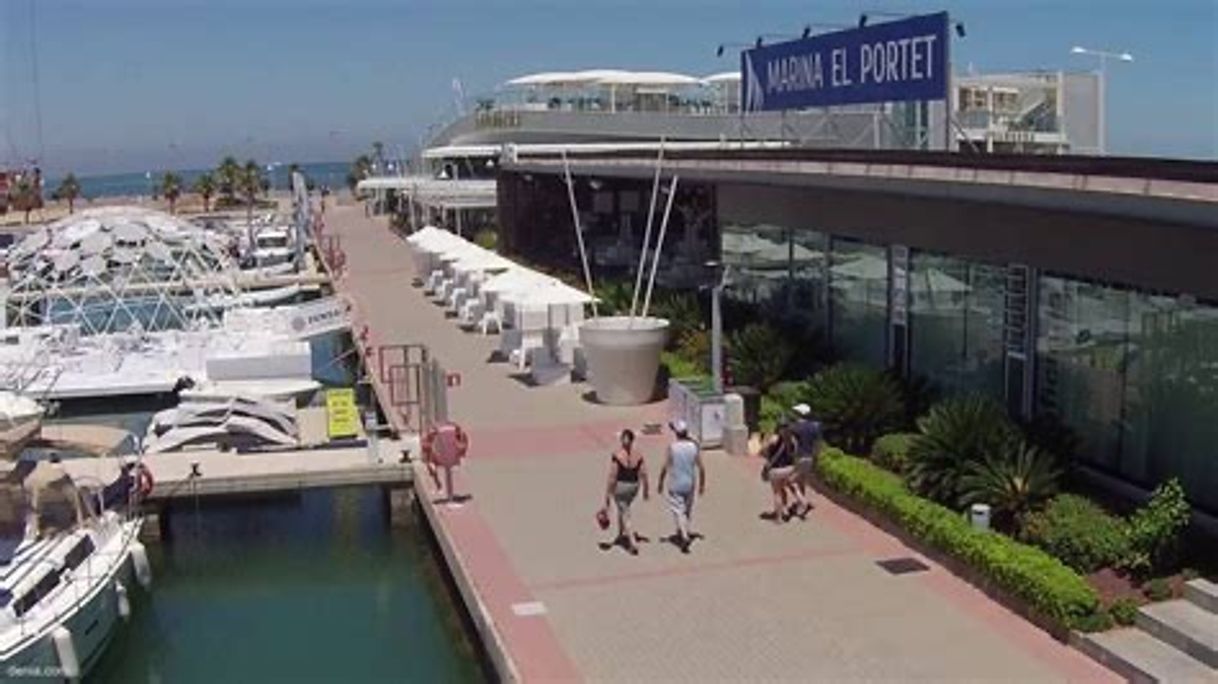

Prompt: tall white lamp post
xmin=1070 ymin=46 xmax=1133 ymax=155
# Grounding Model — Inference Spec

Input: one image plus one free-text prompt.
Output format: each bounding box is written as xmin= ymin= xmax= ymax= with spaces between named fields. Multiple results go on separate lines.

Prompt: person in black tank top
xmin=599 ymin=429 xmax=649 ymax=554
xmin=760 ymin=421 xmax=808 ymax=523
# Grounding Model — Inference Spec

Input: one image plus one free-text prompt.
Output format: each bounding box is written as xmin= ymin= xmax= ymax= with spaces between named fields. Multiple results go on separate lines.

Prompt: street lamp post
xmin=1070 ymin=46 xmax=1133 ymax=155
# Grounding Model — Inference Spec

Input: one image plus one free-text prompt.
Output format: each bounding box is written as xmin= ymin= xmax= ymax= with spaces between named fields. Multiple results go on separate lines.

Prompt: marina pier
xmin=324 ymin=203 xmax=1115 ymax=682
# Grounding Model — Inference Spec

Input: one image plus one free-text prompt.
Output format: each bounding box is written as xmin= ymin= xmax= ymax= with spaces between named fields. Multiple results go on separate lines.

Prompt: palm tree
xmin=193 ymin=172 xmax=217 ymax=212
xmin=236 ymin=160 xmax=265 ymax=247
xmin=160 ymin=172 xmax=183 ymax=214
xmin=56 ymin=173 xmax=82 ymax=214
xmin=216 ymin=156 xmax=241 ymax=202
xmin=371 ymin=141 xmax=385 ymax=172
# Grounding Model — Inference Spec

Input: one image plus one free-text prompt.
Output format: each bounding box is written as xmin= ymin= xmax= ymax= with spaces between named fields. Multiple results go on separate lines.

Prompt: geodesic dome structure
xmin=4 ymin=207 xmax=242 ymax=335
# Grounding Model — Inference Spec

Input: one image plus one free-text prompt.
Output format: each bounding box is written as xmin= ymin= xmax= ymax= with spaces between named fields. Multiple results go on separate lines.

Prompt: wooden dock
xmin=62 ymin=437 xmax=415 ymax=501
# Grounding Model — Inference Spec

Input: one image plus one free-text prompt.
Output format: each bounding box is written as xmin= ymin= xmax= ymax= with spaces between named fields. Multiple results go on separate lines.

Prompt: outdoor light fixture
xmin=858 ymin=14 xmax=868 ymax=28
xmin=716 ymin=44 xmax=725 ymax=57
xmin=802 ymin=25 xmax=811 ymax=39
xmin=755 ymin=36 xmax=764 ymax=48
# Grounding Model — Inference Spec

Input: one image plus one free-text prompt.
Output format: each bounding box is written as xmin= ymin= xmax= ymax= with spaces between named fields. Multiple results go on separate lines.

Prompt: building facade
xmin=498 ymin=150 xmax=1218 ymax=513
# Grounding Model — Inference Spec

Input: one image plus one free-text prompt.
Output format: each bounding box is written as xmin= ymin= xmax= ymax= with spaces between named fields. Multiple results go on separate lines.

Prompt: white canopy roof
xmin=504 ymin=69 xmax=703 ymax=89
xmin=703 ymin=71 xmax=742 ymax=84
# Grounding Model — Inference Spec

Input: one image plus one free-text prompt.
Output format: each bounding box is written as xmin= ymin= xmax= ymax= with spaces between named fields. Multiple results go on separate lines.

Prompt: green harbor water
xmin=88 ymin=486 xmax=486 ymax=683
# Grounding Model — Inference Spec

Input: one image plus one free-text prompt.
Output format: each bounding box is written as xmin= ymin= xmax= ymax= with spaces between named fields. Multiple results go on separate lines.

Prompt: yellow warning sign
xmin=325 ymin=388 xmax=359 ymax=439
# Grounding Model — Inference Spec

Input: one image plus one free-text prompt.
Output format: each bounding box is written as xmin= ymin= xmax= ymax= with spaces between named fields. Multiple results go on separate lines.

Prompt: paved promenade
xmin=328 ymin=204 xmax=1115 ymax=682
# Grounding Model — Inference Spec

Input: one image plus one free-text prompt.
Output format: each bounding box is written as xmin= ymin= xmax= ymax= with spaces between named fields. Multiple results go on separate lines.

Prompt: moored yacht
xmin=0 ymin=460 xmax=150 ymax=679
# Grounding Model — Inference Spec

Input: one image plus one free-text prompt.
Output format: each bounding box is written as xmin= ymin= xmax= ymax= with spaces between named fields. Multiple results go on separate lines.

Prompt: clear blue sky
xmin=2 ymin=0 xmax=1215 ymax=175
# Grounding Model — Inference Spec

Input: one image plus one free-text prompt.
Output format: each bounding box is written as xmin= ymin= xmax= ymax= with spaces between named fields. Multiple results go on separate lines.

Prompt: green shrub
xmin=660 ymin=351 xmax=710 ymax=386
xmin=817 ymin=449 xmax=1101 ymax=631
xmin=1108 ymin=598 xmax=1139 ymax=626
xmin=1143 ymin=577 xmax=1173 ymax=602
xmin=806 ymin=364 xmax=905 ymax=454
xmin=1121 ymin=479 xmax=1191 ymax=577
xmin=1020 ymin=494 xmax=1130 ymax=573
xmin=907 ymin=396 xmax=1020 ymax=505
xmin=959 ymin=440 xmax=1061 ymax=531
xmin=594 ymin=280 xmax=634 ymax=316
xmin=652 ymin=291 xmax=703 ymax=346
xmin=759 ymin=380 xmax=812 ymax=435
xmin=1074 ymin=609 xmax=1115 ymax=633
xmin=674 ymin=329 xmax=711 ymax=374
xmin=872 ymin=432 xmax=917 ymax=473
xmin=472 ymin=228 xmax=498 ymax=251
xmin=727 ymin=323 xmax=794 ymax=393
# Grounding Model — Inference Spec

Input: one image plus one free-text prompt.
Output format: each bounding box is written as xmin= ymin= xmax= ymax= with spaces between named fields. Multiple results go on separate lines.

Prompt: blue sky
xmin=2 ymin=0 xmax=1215 ymax=175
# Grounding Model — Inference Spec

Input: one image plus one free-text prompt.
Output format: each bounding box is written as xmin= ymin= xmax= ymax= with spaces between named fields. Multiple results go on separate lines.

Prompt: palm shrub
xmin=805 ymin=363 xmax=904 ymax=454
xmin=959 ymin=439 xmax=1061 ymax=531
xmin=727 ymin=323 xmax=794 ymax=393
xmin=1021 ymin=494 xmax=1130 ymax=573
xmin=473 ymin=228 xmax=498 ymax=251
xmin=872 ymin=432 xmax=918 ymax=473
xmin=1120 ymin=479 xmax=1191 ymax=577
xmin=593 ymin=280 xmax=633 ymax=316
xmin=906 ymin=396 xmax=1019 ymax=506
xmin=674 ymin=329 xmax=711 ymax=374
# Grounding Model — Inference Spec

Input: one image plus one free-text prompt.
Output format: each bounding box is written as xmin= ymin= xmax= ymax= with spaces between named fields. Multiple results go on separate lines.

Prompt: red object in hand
xmin=595 ymin=509 xmax=610 ymax=530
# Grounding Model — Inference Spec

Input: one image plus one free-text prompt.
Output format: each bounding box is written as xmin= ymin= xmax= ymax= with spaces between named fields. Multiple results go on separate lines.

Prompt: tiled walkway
xmin=328 ymin=204 xmax=1115 ymax=682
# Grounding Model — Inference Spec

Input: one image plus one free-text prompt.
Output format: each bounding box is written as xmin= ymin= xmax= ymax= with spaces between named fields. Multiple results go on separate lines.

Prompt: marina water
xmin=88 ymin=486 xmax=485 ymax=682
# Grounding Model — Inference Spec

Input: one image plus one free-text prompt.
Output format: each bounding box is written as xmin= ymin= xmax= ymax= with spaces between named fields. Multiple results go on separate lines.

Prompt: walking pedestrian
xmin=789 ymin=403 xmax=820 ymax=519
xmin=599 ymin=429 xmax=649 ymax=555
xmin=760 ymin=421 xmax=807 ymax=523
xmin=657 ymin=420 xmax=705 ymax=554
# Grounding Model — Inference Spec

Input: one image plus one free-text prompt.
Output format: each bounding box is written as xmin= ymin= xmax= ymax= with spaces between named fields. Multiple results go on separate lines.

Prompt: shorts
xmin=767 ymin=465 xmax=795 ymax=484
xmin=795 ymin=457 xmax=815 ymax=480
xmin=613 ymin=481 xmax=640 ymax=513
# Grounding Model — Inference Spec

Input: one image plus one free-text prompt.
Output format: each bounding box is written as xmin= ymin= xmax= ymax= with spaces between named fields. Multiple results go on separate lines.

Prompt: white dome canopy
xmin=6 ymin=206 xmax=242 ymax=335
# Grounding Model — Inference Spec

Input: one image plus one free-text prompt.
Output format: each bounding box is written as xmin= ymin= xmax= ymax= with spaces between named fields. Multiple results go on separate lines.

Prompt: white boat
xmin=0 ymin=393 xmax=44 ymax=456
xmin=143 ymin=395 xmax=299 ymax=454
xmin=0 ymin=461 xmax=150 ymax=679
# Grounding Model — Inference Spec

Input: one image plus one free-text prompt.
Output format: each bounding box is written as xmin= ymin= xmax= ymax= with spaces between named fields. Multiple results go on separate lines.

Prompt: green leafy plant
xmin=1108 ymin=597 xmax=1139 ymax=626
xmin=660 ymin=351 xmax=710 ymax=386
xmin=959 ymin=440 xmax=1061 ymax=531
xmin=1121 ymin=479 xmax=1191 ymax=577
xmin=816 ymin=449 xmax=1101 ymax=631
xmin=1018 ymin=413 xmax=1081 ymax=464
xmin=759 ymin=380 xmax=812 ymax=435
xmin=674 ymin=329 xmax=711 ymax=374
xmin=906 ymin=396 xmax=1019 ymax=506
xmin=55 ymin=173 xmax=82 ymax=214
xmin=727 ymin=323 xmax=794 ymax=393
xmin=473 ymin=228 xmax=498 ymax=251
xmin=872 ymin=432 xmax=917 ymax=474
xmin=1074 ymin=609 xmax=1115 ymax=633
xmin=593 ymin=280 xmax=634 ymax=316
xmin=805 ymin=364 xmax=904 ymax=454
xmin=1020 ymin=494 xmax=1131 ymax=573
xmin=651 ymin=291 xmax=703 ymax=345
xmin=1143 ymin=577 xmax=1173 ymax=602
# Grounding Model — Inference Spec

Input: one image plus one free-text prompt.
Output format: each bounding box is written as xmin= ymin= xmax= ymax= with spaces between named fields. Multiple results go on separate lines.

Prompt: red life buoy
xmin=422 ymin=422 xmax=468 ymax=468
xmin=135 ymin=463 xmax=155 ymax=500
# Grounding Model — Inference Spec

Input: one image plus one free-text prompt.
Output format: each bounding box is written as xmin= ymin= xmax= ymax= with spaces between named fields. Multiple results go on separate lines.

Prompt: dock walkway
xmin=329 ymin=204 xmax=1114 ymax=682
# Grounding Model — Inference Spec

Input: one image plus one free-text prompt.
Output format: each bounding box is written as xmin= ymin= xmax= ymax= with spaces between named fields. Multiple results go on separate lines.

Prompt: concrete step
xmin=1184 ymin=578 xmax=1218 ymax=614
xmin=1076 ymin=628 xmax=1214 ymax=683
xmin=1136 ymin=599 xmax=1218 ymax=668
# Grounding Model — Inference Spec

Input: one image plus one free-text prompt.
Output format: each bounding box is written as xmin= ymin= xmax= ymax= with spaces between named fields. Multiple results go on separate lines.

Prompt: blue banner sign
xmin=742 ymin=12 xmax=949 ymax=111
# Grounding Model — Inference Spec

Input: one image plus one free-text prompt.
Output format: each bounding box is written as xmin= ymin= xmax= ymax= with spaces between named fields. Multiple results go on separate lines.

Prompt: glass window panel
xmin=1120 ymin=295 xmax=1218 ymax=510
xmin=1036 ymin=277 xmax=1129 ymax=469
xmin=830 ymin=239 xmax=888 ymax=366
xmin=909 ymin=252 xmax=1005 ymax=397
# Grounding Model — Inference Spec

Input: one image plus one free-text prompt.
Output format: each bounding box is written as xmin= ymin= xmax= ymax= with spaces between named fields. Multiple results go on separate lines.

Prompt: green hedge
xmin=871 ymin=432 xmax=917 ymax=473
xmin=817 ymin=449 xmax=1101 ymax=631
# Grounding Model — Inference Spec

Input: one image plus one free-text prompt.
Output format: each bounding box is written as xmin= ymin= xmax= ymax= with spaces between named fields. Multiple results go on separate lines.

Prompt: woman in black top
xmin=600 ymin=429 xmax=649 ymax=554
xmin=761 ymin=421 xmax=807 ymax=523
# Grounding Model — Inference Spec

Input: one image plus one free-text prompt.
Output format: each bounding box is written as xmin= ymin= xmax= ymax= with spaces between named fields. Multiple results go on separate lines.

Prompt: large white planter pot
xmin=580 ymin=316 xmax=669 ymax=405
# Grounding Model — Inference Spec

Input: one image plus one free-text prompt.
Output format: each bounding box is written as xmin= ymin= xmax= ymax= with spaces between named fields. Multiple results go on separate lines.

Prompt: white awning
xmin=703 ymin=71 xmax=742 ymax=84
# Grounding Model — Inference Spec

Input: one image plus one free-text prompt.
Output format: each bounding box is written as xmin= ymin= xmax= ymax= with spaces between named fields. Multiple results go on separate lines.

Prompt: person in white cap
xmin=788 ymin=403 xmax=820 ymax=518
xmin=657 ymin=419 xmax=705 ymax=553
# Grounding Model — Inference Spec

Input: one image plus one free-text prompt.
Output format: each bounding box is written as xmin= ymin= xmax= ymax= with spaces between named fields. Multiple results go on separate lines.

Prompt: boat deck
xmin=325 ymin=203 xmax=1117 ymax=682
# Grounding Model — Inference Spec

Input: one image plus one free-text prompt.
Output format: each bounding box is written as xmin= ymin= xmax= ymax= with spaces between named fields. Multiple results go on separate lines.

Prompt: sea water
xmin=45 ymin=162 xmax=351 ymax=202
xmin=88 ymin=486 xmax=486 ymax=683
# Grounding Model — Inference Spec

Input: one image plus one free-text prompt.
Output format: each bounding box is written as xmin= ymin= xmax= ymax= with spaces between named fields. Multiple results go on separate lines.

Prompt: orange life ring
xmin=135 ymin=463 xmax=155 ymax=499
xmin=422 ymin=422 xmax=468 ymax=468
